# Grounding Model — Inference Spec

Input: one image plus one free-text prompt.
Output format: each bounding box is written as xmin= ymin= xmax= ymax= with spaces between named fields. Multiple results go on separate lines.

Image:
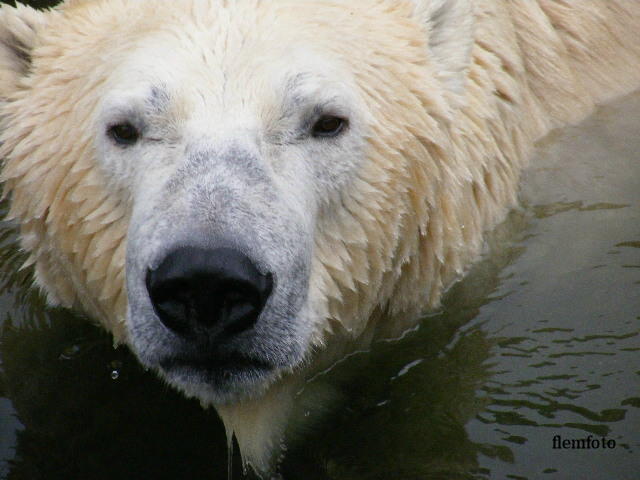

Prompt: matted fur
xmin=1 ymin=0 xmax=639 ymax=470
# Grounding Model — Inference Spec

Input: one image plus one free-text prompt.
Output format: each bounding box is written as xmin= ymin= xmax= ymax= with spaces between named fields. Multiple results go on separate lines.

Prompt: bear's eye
xmin=311 ymin=115 xmax=347 ymax=138
xmin=108 ymin=122 xmax=140 ymax=146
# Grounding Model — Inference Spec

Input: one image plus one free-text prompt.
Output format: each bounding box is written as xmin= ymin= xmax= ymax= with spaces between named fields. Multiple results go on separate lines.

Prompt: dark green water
xmin=0 ymin=13 xmax=639 ymax=473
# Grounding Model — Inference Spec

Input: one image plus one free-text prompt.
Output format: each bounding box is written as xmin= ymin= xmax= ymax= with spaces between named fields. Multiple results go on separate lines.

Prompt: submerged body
xmin=0 ymin=0 xmax=639 ymax=471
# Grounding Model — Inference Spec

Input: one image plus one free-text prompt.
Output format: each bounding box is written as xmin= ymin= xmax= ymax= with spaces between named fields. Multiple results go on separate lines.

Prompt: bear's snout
xmin=145 ymin=246 xmax=274 ymax=340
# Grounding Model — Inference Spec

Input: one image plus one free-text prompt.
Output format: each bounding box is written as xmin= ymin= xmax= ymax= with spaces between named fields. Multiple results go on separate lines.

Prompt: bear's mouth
xmin=159 ymin=353 xmax=275 ymax=389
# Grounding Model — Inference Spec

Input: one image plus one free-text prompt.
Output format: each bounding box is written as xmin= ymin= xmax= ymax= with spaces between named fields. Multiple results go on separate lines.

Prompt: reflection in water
xmin=1 ymin=95 xmax=639 ymax=480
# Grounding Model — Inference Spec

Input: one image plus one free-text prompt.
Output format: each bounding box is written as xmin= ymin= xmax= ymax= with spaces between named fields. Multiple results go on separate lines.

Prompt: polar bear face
xmin=1 ymin=0 xmax=386 ymax=406
xmin=100 ymin=33 xmax=369 ymax=404
xmin=0 ymin=0 xmax=474 ymax=413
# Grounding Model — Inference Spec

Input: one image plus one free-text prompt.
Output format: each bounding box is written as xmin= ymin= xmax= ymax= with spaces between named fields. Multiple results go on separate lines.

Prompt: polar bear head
xmin=0 ymin=0 xmax=478 ymax=468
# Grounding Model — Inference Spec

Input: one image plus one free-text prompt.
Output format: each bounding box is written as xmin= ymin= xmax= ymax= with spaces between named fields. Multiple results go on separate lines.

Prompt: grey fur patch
xmin=125 ymin=142 xmax=313 ymax=404
xmin=167 ymin=143 xmax=271 ymax=193
xmin=146 ymin=85 xmax=171 ymax=113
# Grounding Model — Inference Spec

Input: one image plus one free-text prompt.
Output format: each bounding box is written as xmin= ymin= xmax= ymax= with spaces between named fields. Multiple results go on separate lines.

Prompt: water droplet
xmin=108 ymin=360 xmax=122 ymax=380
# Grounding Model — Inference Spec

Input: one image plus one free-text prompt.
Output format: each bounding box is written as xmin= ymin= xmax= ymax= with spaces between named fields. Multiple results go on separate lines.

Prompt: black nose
xmin=146 ymin=247 xmax=273 ymax=337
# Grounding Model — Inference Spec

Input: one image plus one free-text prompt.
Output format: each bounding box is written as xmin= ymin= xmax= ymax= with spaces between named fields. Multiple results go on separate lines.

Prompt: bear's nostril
xmin=145 ymin=247 xmax=273 ymax=337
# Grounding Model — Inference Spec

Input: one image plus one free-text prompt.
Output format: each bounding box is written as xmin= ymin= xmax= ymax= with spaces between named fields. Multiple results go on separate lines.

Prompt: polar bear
xmin=1 ymin=0 xmax=639 ymax=472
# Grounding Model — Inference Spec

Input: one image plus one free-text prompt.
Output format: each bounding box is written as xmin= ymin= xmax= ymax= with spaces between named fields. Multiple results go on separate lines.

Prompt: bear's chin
xmin=157 ymin=354 xmax=280 ymax=405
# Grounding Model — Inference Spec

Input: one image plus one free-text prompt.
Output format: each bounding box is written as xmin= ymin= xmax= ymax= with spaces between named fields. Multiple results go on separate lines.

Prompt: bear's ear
xmin=0 ymin=4 xmax=49 ymax=96
xmin=410 ymin=0 xmax=474 ymax=96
